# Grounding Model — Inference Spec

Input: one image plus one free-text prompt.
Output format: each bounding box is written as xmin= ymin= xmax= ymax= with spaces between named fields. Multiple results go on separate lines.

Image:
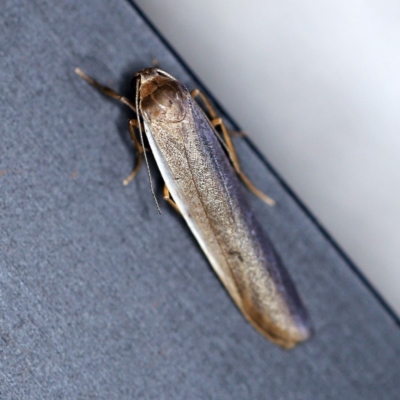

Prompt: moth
xmin=76 ymin=67 xmax=312 ymax=348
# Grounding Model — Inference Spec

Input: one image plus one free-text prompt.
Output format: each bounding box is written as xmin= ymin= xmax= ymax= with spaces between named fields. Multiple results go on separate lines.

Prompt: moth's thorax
xmin=137 ymin=69 xmax=188 ymax=123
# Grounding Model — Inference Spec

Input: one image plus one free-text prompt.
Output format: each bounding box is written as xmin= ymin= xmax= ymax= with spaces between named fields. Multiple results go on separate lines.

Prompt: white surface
xmin=135 ymin=0 xmax=400 ymax=315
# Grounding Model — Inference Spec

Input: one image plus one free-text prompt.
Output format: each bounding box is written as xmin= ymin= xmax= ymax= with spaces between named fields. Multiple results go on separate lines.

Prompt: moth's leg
xmin=75 ymin=68 xmax=136 ymax=112
xmin=123 ymin=119 xmax=144 ymax=186
xmin=191 ymin=89 xmax=275 ymax=206
xmin=191 ymin=89 xmax=245 ymax=137
xmin=228 ymin=129 xmax=246 ymax=137
xmin=191 ymin=89 xmax=243 ymax=160
xmin=163 ymin=185 xmax=181 ymax=214
xmin=191 ymin=89 xmax=218 ymax=119
xmin=211 ymin=117 xmax=275 ymax=206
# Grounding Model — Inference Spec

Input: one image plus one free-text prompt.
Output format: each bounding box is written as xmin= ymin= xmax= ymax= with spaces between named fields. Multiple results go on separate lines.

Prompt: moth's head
xmin=135 ymin=68 xmax=187 ymax=123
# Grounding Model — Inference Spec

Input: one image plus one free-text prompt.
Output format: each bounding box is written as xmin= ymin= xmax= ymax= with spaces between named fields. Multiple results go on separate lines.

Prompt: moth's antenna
xmin=135 ymin=77 xmax=161 ymax=214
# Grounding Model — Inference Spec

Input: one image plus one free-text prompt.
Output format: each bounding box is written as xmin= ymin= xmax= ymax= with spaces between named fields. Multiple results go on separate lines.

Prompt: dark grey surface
xmin=1 ymin=1 xmax=400 ymax=399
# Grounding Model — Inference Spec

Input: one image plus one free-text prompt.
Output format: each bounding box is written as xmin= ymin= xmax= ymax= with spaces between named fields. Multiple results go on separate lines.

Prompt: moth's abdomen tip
xmin=296 ymin=321 xmax=313 ymax=343
xmin=272 ymin=328 xmax=312 ymax=350
xmin=243 ymin=305 xmax=313 ymax=349
xmin=282 ymin=316 xmax=313 ymax=349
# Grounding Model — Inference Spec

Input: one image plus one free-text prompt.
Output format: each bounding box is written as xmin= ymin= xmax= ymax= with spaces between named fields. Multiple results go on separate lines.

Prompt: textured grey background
xmin=1 ymin=1 xmax=400 ymax=399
